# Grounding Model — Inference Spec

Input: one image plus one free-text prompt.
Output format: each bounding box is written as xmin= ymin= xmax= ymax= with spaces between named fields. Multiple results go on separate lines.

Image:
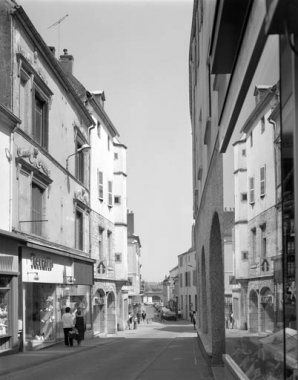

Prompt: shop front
xmin=0 ymin=234 xmax=22 ymax=355
xmin=21 ymin=245 xmax=94 ymax=351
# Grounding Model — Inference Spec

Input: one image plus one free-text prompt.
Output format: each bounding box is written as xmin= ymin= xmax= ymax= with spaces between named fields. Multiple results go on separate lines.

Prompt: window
xmin=261 ymin=225 xmax=267 ymax=257
xmin=261 ymin=116 xmax=265 ymax=134
xmin=185 ymin=271 xmax=191 ymax=287
xmin=115 ymin=253 xmax=122 ymax=262
xmin=108 ymin=181 xmax=113 ymax=207
xmin=249 ymin=176 xmax=255 ymax=204
xmin=20 ymin=70 xmax=30 ymax=133
xmin=108 ymin=136 xmax=111 ymax=151
xmin=251 ymin=229 xmax=256 ymax=262
xmin=250 ymin=132 xmax=253 ymax=147
xmin=31 ymin=182 xmax=45 ymax=236
xmin=242 ymin=149 xmax=246 ymax=156
xmin=97 ymin=121 xmax=101 ymax=138
xmin=114 ymin=153 xmax=118 ymax=160
xmin=181 ymin=295 xmax=183 ymax=310
xmin=75 ymin=141 xmax=85 ymax=183
xmin=260 ymin=166 xmax=266 ymax=196
xmin=107 ymin=231 xmax=112 ymax=263
xmin=241 ymin=251 xmax=248 ymax=260
xmin=114 ymin=196 xmax=121 ymax=205
xmin=193 ymin=270 xmax=197 ymax=286
xmin=241 ymin=193 xmax=247 ymax=202
xmin=98 ymin=227 xmax=103 ymax=260
xmin=98 ymin=171 xmax=103 ymax=200
xmin=17 ymin=54 xmax=53 ymax=149
xmin=180 ymin=273 xmax=183 ymax=287
xmin=179 ymin=256 xmax=183 ymax=267
xmin=127 ymin=277 xmax=133 ymax=286
xmin=75 ymin=209 xmax=84 ymax=250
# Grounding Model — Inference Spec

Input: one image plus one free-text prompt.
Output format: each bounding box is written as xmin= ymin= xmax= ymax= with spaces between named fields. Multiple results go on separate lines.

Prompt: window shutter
xmin=108 ymin=180 xmax=113 ymax=206
xmin=43 ymin=102 xmax=49 ymax=150
xmin=249 ymin=177 xmax=255 ymax=204
xmin=98 ymin=171 xmax=103 ymax=199
xmin=260 ymin=166 xmax=266 ymax=196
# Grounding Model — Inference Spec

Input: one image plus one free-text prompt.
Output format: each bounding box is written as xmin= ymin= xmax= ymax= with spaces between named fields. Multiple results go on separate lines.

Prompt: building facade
xmin=0 ymin=1 xmax=95 ymax=352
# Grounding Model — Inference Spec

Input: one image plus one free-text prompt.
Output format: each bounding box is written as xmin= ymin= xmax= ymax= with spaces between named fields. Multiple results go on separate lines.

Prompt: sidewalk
xmin=0 ymin=320 xmax=213 ymax=378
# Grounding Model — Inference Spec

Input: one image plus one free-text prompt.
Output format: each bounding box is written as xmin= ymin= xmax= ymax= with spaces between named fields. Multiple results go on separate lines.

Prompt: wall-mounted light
xmin=27 ymin=272 xmax=39 ymax=280
xmin=66 ymin=143 xmax=91 ymax=170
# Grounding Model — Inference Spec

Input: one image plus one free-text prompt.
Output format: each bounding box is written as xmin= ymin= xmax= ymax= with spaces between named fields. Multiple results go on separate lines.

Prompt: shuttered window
xmin=98 ymin=171 xmax=103 ymax=200
xmin=75 ymin=142 xmax=85 ymax=183
xmin=249 ymin=176 xmax=255 ymax=204
xmin=32 ymin=88 xmax=49 ymax=150
xmin=75 ymin=210 xmax=83 ymax=250
xmin=108 ymin=180 xmax=113 ymax=207
xmin=260 ymin=166 xmax=266 ymax=196
xmin=31 ymin=183 xmax=44 ymax=236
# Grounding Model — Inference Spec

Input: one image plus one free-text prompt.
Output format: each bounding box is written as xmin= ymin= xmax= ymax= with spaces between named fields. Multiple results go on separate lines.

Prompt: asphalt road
xmin=2 ymin=309 xmax=214 ymax=380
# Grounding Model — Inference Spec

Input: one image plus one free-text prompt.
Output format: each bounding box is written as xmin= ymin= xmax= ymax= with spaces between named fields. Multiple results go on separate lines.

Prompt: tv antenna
xmin=48 ymin=14 xmax=69 ymax=56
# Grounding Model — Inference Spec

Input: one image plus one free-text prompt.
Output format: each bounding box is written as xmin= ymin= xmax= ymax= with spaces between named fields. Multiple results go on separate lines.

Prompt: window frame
xmin=98 ymin=170 xmax=104 ymax=200
xmin=31 ymin=178 xmax=46 ymax=237
xmin=108 ymin=180 xmax=113 ymax=207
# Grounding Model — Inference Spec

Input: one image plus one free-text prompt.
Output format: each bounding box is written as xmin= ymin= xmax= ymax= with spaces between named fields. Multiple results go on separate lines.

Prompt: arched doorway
xmin=93 ymin=289 xmax=105 ymax=335
xmin=260 ymin=287 xmax=274 ymax=333
xmin=248 ymin=289 xmax=258 ymax=333
xmin=107 ymin=292 xmax=116 ymax=334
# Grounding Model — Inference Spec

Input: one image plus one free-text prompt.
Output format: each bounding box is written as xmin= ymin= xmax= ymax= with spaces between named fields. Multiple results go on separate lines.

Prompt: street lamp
xmin=66 ymin=143 xmax=91 ymax=170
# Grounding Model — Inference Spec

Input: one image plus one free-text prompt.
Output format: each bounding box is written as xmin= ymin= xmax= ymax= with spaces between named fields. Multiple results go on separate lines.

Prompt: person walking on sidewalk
xmin=74 ymin=310 xmax=86 ymax=346
xmin=62 ymin=307 xmax=74 ymax=347
xmin=133 ymin=315 xmax=138 ymax=330
xmin=192 ymin=311 xmax=197 ymax=330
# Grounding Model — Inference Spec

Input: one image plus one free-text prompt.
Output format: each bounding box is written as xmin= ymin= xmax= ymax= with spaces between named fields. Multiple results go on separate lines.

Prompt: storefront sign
xmin=31 ymin=254 xmax=53 ymax=271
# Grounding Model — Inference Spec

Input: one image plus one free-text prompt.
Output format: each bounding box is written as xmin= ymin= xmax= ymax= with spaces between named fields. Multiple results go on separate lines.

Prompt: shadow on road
xmin=156 ymin=324 xmax=196 ymax=334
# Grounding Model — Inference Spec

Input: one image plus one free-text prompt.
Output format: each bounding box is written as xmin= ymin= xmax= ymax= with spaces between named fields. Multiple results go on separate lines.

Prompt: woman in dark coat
xmin=74 ymin=310 xmax=86 ymax=346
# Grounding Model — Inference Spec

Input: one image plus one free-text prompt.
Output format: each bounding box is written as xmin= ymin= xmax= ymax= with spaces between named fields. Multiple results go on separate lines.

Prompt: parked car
xmin=162 ymin=308 xmax=177 ymax=321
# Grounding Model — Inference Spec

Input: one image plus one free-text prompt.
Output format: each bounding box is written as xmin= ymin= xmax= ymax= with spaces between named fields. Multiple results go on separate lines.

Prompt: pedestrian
xmin=189 ymin=310 xmax=193 ymax=323
xmin=192 ymin=311 xmax=197 ymax=330
xmin=73 ymin=310 xmax=86 ymax=346
xmin=133 ymin=314 xmax=138 ymax=329
xmin=178 ymin=309 xmax=182 ymax=319
xmin=61 ymin=307 xmax=74 ymax=347
xmin=142 ymin=310 xmax=146 ymax=323
xmin=231 ymin=312 xmax=235 ymax=329
xmin=160 ymin=311 xmax=164 ymax=323
xmin=127 ymin=312 xmax=132 ymax=329
xmin=137 ymin=310 xmax=141 ymax=324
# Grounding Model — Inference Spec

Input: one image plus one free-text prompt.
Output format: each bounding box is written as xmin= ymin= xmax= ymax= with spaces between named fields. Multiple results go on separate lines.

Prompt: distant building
xmin=178 ymin=247 xmax=197 ymax=320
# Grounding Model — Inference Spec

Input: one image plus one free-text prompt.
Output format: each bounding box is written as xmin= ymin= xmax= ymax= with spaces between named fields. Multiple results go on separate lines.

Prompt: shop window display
xmin=0 ymin=277 xmax=10 ymax=336
xmin=24 ymin=283 xmax=91 ymax=350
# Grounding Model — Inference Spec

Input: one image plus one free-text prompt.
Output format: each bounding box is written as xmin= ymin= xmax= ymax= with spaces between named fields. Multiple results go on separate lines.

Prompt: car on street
xmin=162 ymin=308 xmax=177 ymax=321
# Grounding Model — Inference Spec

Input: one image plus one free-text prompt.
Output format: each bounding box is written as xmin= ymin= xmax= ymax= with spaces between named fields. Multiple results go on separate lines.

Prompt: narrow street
xmin=0 ymin=320 xmax=214 ymax=380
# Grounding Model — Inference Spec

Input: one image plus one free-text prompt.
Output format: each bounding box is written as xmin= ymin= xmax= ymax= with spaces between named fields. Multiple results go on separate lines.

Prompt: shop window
xmin=0 ymin=277 xmax=10 ymax=337
xmin=75 ymin=208 xmax=84 ymax=250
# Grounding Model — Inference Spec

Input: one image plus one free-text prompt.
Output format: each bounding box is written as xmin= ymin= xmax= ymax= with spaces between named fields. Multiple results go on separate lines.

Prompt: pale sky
xmin=17 ymin=0 xmax=194 ymax=282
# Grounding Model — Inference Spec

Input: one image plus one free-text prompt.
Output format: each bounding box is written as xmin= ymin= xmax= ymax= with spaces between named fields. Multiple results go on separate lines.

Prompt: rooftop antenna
xmin=48 ymin=14 xmax=69 ymax=56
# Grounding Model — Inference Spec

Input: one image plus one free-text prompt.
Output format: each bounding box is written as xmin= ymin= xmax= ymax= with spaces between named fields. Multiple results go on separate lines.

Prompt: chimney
xmin=59 ymin=49 xmax=74 ymax=75
xmin=48 ymin=46 xmax=56 ymax=57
